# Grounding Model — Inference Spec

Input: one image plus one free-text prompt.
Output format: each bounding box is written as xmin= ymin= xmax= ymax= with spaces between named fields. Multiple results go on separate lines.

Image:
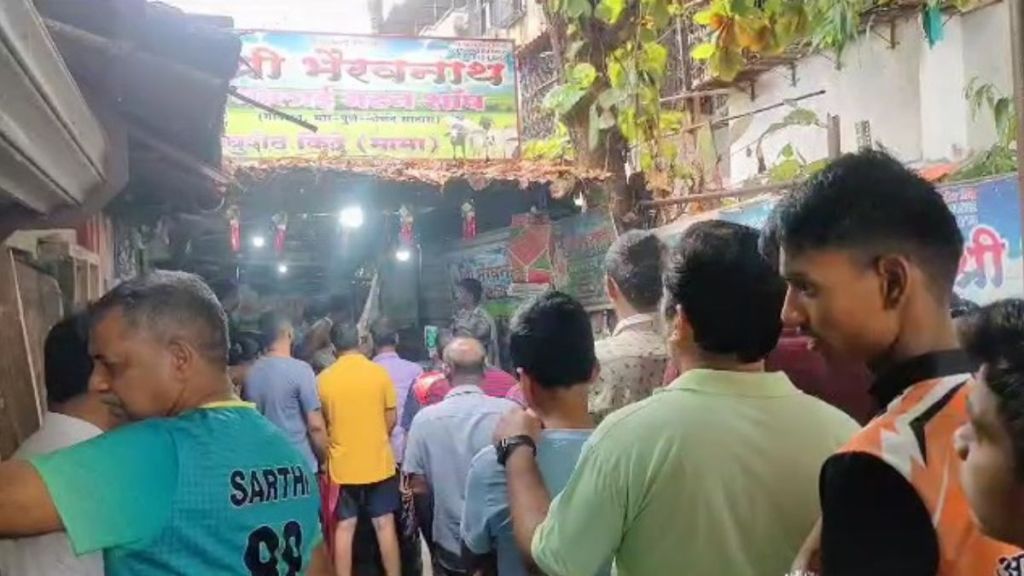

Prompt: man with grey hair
xmin=0 ymin=270 xmax=330 ymax=574
xmin=590 ymin=230 xmax=669 ymax=422
xmin=404 ymin=337 xmax=518 ymax=575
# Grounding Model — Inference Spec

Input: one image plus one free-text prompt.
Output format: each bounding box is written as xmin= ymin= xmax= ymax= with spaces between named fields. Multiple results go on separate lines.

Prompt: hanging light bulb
xmin=252 ymin=235 xmax=266 ymax=248
xmin=395 ymin=247 xmax=412 ymax=262
xmin=339 ymin=206 xmax=364 ymax=229
xmin=277 ymin=263 xmax=288 ymax=275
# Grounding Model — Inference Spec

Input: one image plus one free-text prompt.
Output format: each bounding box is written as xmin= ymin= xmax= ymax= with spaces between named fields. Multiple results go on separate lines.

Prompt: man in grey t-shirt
xmin=244 ymin=312 xmax=328 ymax=471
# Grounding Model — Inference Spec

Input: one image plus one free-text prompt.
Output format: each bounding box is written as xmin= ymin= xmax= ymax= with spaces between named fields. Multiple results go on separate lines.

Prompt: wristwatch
xmin=495 ymin=435 xmax=537 ymax=466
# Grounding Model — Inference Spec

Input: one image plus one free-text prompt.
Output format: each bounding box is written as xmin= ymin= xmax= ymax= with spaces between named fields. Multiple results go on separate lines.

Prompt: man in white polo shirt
xmin=0 ymin=313 xmax=124 ymax=576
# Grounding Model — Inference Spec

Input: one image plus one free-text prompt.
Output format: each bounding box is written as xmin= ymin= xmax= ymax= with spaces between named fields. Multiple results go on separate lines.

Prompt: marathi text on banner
xmin=226 ymin=33 xmax=520 ymax=161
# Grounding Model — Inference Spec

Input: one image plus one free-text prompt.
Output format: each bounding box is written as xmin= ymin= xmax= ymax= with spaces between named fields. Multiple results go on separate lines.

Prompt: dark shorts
xmin=337 ymin=475 xmax=400 ymax=521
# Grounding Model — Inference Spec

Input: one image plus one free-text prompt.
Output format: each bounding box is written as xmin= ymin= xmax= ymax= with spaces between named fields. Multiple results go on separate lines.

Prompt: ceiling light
xmin=277 ymin=263 xmax=288 ymax=275
xmin=251 ymin=235 xmax=266 ymax=248
xmin=339 ymin=206 xmax=364 ymax=229
xmin=395 ymin=247 xmax=412 ymax=262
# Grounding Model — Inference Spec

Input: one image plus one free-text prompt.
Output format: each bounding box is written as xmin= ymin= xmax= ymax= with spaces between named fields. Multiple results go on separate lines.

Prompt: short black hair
xmin=604 ymin=230 xmax=664 ymax=311
xmin=510 ymin=291 xmax=596 ymax=389
xmin=457 ymin=278 xmax=483 ymax=304
xmin=960 ymin=299 xmax=1024 ymax=479
xmin=330 ymin=322 xmax=360 ymax=352
xmin=951 ymin=293 xmax=980 ymax=320
xmin=229 ymin=333 xmax=261 ymax=365
xmin=45 ymin=313 xmax=93 ymax=404
xmin=665 ymin=220 xmax=785 ymax=363
xmin=90 ymin=270 xmax=229 ymax=366
xmin=258 ymin=311 xmax=292 ymax=351
xmin=371 ymin=318 xmax=399 ymax=348
xmin=769 ymin=151 xmax=964 ymax=296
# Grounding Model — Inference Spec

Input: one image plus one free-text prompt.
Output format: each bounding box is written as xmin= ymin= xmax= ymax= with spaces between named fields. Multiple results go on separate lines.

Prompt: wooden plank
xmin=0 ymin=249 xmax=42 ymax=457
xmin=15 ymin=259 xmax=63 ymax=422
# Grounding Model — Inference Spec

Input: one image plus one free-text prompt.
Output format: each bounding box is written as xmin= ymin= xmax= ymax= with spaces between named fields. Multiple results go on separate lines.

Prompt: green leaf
xmin=648 ymin=1 xmax=672 ymax=29
xmin=597 ymin=87 xmax=628 ymax=108
xmin=543 ymin=84 xmax=588 ymax=115
xmin=639 ymin=42 xmax=669 ymax=80
xmin=618 ymin=108 xmax=637 ymax=142
xmin=690 ymin=42 xmax=716 ymax=60
xmin=694 ymin=9 xmax=714 ymax=25
xmin=570 ymin=62 xmax=598 ymax=88
xmin=779 ymin=143 xmax=795 ymax=158
xmin=564 ymin=0 xmax=591 ymax=18
xmin=595 ymin=0 xmax=626 ymax=24
xmin=607 ymin=58 xmax=627 ymax=89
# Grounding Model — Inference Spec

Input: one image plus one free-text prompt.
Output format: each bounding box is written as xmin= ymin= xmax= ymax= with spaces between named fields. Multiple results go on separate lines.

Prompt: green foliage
xmin=766 ymin=144 xmax=829 ymax=183
xmin=539 ymin=0 xmax=690 ymax=185
xmin=951 ymin=78 xmax=1019 ymax=182
xmin=522 ymin=124 xmax=575 ymax=161
xmin=692 ymin=0 xmax=980 ymax=80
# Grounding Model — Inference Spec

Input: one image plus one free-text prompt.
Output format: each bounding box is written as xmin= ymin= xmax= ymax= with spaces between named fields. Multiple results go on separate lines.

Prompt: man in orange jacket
xmin=766 ymin=151 xmax=1022 ymax=575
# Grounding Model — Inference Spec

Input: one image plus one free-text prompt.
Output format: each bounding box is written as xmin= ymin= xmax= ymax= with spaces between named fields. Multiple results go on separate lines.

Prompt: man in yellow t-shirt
xmin=318 ymin=323 xmax=400 ymax=576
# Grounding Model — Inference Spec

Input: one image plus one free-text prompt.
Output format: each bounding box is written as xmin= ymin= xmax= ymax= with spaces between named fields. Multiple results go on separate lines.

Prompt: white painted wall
xmin=726 ymin=2 xmax=1013 ymax=183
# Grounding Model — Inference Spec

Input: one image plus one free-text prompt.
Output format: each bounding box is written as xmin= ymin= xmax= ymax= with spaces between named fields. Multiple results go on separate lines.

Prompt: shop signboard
xmin=554 ymin=211 xmax=617 ymax=309
xmin=226 ymin=32 xmax=520 ymax=160
xmin=655 ymin=175 xmax=1024 ymax=306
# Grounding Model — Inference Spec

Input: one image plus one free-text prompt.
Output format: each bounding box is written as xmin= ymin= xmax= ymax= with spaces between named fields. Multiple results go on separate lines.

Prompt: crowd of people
xmin=3 ymin=150 xmax=1024 ymax=576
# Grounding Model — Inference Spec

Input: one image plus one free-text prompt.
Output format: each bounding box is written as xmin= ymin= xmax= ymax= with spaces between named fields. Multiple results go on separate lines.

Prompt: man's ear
xmin=167 ymin=337 xmax=195 ymax=378
xmin=606 ymin=276 xmax=620 ymax=301
xmin=669 ymin=305 xmax=694 ymax=348
xmin=876 ymin=255 xmax=910 ymax=310
xmin=517 ymin=369 xmax=536 ymax=407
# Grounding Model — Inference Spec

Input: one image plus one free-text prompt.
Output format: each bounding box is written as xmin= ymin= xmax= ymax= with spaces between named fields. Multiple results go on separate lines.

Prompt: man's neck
xmin=612 ymin=298 xmax=640 ymax=325
xmin=676 ymin=352 xmax=764 ymax=374
xmin=266 ymin=342 xmax=291 ymax=358
xmin=376 ymin=346 xmax=397 ymax=356
xmin=875 ymin=302 xmax=961 ymax=373
xmin=533 ymin=385 xmax=593 ymax=430
xmin=450 ymin=376 xmax=482 ymax=388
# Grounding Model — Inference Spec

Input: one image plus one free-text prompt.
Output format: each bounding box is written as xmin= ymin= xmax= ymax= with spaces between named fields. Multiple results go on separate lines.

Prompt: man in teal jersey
xmin=0 ymin=271 xmax=331 ymax=575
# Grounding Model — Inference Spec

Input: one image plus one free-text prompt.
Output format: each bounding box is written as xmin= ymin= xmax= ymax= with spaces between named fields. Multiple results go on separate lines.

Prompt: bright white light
xmin=251 ymin=235 xmax=266 ymax=248
xmin=277 ymin=263 xmax=288 ymax=275
xmin=395 ymin=247 xmax=412 ymax=262
xmin=339 ymin=206 xmax=364 ymax=229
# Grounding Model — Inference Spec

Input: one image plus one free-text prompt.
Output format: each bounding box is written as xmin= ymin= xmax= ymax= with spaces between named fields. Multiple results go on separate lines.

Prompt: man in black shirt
xmin=765 ymin=151 xmax=1020 ymax=575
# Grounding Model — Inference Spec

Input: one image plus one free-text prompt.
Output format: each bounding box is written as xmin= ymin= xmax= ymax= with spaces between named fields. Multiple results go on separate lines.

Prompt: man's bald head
xmin=443 ymin=337 xmax=486 ymax=381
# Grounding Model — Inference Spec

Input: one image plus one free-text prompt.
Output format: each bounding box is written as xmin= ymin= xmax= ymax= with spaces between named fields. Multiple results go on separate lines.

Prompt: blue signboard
xmin=658 ymin=175 xmax=1024 ymax=305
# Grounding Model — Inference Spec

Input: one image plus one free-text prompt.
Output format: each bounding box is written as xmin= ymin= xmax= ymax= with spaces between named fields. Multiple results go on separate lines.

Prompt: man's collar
xmin=871 ymin=350 xmax=975 ymax=407
xmin=662 ymin=368 xmax=797 ymax=398
xmin=613 ymin=313 xmax=659 ymax=336
xmin=445 ymin=384 xmax=484 ymax=399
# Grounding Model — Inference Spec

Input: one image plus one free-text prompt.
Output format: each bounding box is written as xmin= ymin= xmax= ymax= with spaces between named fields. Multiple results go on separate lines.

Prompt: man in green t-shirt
xmin=494 ymin=222 xmax=859 ymax=576
xmin=0 ymin=271 xmax=330 ymax=576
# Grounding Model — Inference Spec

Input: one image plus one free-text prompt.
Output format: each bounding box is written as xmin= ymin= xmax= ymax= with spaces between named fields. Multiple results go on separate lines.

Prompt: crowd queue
xmin=2 ymin=151 xmax=1024 ymax=576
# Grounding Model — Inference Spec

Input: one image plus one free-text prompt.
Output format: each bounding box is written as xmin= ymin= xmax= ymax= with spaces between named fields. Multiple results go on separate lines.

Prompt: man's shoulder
xmin=469 ymin=445 xmax=502 ymax=480
xmin=14 ymin=413 xmax=102 ymax=458
xmin=594 ymin=331 xmax=667 ymax=360
xmin=588 ymin=393 xmax=673 ymax=448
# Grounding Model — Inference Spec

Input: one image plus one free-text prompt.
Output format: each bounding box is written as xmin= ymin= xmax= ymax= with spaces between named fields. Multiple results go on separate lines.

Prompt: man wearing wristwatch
xmin=494 ymin=222 xmax=859 ymax=576
xmin=461 ymin=291 xmax=610 ymax=576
